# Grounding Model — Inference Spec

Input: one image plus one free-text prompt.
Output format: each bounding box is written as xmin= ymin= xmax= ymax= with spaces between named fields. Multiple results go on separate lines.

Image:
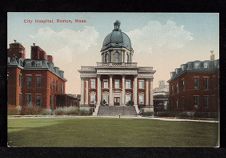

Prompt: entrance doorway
xmin=114 ymin=97 xmax=120 ymax=106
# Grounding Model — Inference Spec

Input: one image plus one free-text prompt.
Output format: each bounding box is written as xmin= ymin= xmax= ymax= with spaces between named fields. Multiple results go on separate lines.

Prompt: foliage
xmin=154 ymin=111 xmax=176 ymax=117
xmin=54 ymin=106 xmax=79 ymax=115
xmin=79 ymin=108 xmax=93 ymax=116
xmin=20 ymin=106 xmax=43 ymax=115
xmin=126 ymin=100 xmax=134 ymax=106
xmin=141 ymin=111 xmax=154 ymax=116
xmin=8 ymin=105 xmax=21 ymax=115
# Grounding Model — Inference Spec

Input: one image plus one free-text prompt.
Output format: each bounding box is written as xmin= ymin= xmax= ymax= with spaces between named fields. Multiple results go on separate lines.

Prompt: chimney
xmin=210 ymin=50 xmax=215 ymax=61
xmin=47 ymin=55 xmax=53 ymax=63
xmin=14 ymin=40 xmax=17 ymax=43
xmin=31 ymin=44 xmax=47 ymax=60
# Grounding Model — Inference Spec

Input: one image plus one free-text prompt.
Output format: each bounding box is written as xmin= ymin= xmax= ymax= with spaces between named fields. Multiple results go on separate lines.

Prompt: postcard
xmin=7 ymin=12 xmax=219 ymax=147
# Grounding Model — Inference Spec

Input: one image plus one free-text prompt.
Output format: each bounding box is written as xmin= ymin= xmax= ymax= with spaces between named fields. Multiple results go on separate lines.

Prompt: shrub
xmin=79 ymin=108 xmax=92 ymax=116
xmin=194 ymin=112 xmax=218 ymax=118
xmin=20 ymin=106 xmax=42 ymax=115
xmin=40 ymin=109 xmax=52 ymax=115
xmin=126 ymin=101 xmax=134 ymax=106
xmin=141 ymin=111 xmax=154 ymax=116
xmin=176 ymin=112 xmax=195 ymax=119
xmin=54 ymin=106 xmax=79 ymax=115
xmin=8 ymin=105 xmax=21 ymax=115
xmin=154 ymin=111 xmax=176 ymax=117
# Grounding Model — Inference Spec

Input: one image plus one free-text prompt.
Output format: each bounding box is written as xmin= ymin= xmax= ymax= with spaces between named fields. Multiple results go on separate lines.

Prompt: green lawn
xmin=8 ymin=117 xmax=219 ymax=147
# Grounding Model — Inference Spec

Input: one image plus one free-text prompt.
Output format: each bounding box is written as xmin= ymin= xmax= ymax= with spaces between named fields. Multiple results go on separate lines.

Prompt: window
xmin=114 ymin=52 xmax=120 ymax=63
xmin=36 ymin=95 xmax=42 ymax=106
xmin=26 ymin=94 xmax=32 ymax=106
xmin=90 ymin=93 xmax=96 ymax=104
xmin=103 ymin=79 xmax=108 ymax=89
xmin=193 ymin=96 xmax=199 ymax=109
xmin=104 ymin=54 xmax=108 ymax=63
xmin=181 ymin=80 xmax=185 ymax=91
xmin=36 ymin=61 xmax=42 ymax=67
xmin=90 ymin=79 xmax=96 ymax=89
xmin=125 ymin=80 xmax=131 ymax=89
xmin=61 ymin=83 xmax=64 ymax=93
xmin=171 ymin=85 xmax=174 ymax=94
xmin=176 ymin=83 xmax=179 ymax=93
xmin=125 ymin=93 xmax=131 ymax=104
xmin=203 ymin=96 xmax=209 ymax=109
xmin=127 ymin=54 xmax=130 ymax=63
xmin=139 ymin=93 xmax=144 ymax=104
xmin=139 ymin=80 xmax=144 ymax=89
xmin=27 ymin=76 xmax=32 ymax=88
xmin=36 ymin=76 xmax=42 ymax=88
xmin=194 ymin=78 xmax=199 ymax=89
xmin=204 ymin=78 xmax=209 ymax=90
xmin=203 ymin=62 xmax=208 ymax=69
xmin=114 ymin=79 xmax=120 ymax=89
xmin=194 ymin=62 xmax=200 ymax=69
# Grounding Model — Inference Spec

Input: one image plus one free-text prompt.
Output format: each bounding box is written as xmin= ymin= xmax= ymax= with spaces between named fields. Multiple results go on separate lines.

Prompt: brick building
xmin=168 ymin=52 xmax=219 ymax=113
xmin=7 ymin=40 xmax=78 ymax=110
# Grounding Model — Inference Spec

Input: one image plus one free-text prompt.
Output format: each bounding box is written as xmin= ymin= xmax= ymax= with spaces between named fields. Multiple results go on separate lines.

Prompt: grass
xmin=8 ymin=117 xmax=219 ymax=147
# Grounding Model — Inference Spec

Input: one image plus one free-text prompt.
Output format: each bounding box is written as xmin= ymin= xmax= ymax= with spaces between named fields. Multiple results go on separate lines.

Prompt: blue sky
xmin=7 ymin=12 xmax=219 ymax=94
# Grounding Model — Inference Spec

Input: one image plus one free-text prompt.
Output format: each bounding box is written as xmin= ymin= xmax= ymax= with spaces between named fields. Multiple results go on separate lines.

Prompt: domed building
xmin=79 ymin=20 xmax=156 ymax=116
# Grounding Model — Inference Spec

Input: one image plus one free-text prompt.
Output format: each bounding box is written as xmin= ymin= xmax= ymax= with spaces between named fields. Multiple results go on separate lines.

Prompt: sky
xmin=7 ymin=12 xmax=219 ymax=94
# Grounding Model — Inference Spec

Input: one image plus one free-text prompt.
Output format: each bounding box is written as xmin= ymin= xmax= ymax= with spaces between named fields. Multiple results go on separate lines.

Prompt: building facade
xmin=153 ymin=80 xmax=169 ymax=112
xmin=168 ymin=53 xmax=219 ymax=113
xmin=79 ymin=20 xmax=156 ymax=114
xmin=7 ymin=41 xmax=78 ymax=110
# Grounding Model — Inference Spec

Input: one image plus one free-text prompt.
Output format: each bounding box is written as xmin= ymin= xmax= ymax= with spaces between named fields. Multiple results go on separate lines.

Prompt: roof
xmin=101 ymin=20 xmax=133 ymax=51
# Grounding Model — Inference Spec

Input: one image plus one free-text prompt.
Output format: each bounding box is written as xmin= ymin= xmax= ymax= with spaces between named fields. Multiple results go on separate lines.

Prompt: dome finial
xmin=114 ymin=20 xmax=121 ymax=31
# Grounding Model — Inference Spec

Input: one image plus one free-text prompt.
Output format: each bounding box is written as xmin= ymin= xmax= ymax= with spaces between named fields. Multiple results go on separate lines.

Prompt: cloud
xmin=127 ymin=20 xmax=193 ymax=54
xmin=29 ymin=26 xmax=99 ymax=56
xmin=28 ymin=26 xmax=100 ymax=94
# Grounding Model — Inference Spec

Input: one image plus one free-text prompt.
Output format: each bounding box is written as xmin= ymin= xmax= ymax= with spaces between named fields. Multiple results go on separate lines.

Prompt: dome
xmin=101 ymin=20 xmax=133 ymax=51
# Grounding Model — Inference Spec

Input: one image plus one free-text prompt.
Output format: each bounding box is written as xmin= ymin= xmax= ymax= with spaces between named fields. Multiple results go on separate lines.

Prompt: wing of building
xmin=7 ymin=41 xmax=79 ymax=110
xmin=78 ymin=20 xmax=156 ymax=115
xmin=168 ymin=55 xmax=219 ymax=114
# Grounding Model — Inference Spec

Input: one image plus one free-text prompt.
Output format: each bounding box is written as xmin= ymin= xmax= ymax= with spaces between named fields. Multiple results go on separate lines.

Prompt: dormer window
xmin=194 ymin=62 xmax=200 ymax=69
xmin=31 ymin=61 xmax=35 ymax=67
xmin=203 ymin=62 xmax=208 ymax=69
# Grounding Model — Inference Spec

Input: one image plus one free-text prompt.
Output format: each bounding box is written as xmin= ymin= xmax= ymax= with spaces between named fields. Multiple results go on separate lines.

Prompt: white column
xmin=150 ymin=79 xmax=153 ymax=106
xmin=133 ymin=76 xmax=137 ymax=105
xmin=121 ymin=75 xmax=125 ymax=105
xmin=85 ymin=79 xmax=89 ymax=105
xmin=109 ymin=75 xmax=113 ymax=106
xmin=145 ymin=79 xmax=149 ymax=106
xmin=97 ymin=75 xmax=101 ymax=105
xmin=80 ymin=78 xmax=84 ymax=105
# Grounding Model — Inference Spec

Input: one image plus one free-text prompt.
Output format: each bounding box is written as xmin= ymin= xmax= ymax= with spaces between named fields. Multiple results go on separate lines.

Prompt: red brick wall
xmin=169 ymin=71 xmax=219 ymax=112
xmin=16 ymin=70 xmax=66 ymax=109
xmin=7 ymin=67 xmax=22 ymax=106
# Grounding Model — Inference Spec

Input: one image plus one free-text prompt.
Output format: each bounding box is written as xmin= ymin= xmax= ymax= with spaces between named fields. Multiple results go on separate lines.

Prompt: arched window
xmin=115 ymin=51 xmax=120 ymax=63
xmin=127 ymin=53 xmax=130 ymax=63
xmin=104 ymin=53 xmax=108 ymax=63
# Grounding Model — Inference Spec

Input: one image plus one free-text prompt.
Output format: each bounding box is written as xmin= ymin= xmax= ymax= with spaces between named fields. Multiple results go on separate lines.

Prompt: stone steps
xmin=97 ymin=106 xmax=137 ymax=116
